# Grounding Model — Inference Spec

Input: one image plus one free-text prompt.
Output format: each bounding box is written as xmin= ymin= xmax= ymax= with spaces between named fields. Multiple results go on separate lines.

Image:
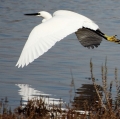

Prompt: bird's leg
xmin=96 ymin=30 xmax=120 ymax=44
xmin=86 ymin=28 xmax=120 ymax=44
xmin=103 ymin=34 xmax=120 ymax=44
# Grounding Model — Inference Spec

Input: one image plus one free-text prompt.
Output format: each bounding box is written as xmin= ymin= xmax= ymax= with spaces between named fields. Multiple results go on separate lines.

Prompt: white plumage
xmin=16 ymin=10 xmax=100 ymax=68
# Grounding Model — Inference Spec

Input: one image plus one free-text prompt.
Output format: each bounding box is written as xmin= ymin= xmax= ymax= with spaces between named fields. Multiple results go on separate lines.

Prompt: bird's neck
xmin=42 ymin=12 xmax=52 ymax=22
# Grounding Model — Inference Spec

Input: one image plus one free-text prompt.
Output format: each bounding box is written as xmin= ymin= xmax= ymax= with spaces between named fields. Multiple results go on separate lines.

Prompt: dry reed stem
xmin=101 ymin=57 xmax=113 ymax=110
xmin=90 ymin=59 xmax=106 ymax=110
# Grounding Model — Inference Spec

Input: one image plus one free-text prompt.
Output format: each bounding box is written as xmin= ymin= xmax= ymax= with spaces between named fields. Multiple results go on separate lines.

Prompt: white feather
xmin=16 ymin=10 xmax=99 ymax=68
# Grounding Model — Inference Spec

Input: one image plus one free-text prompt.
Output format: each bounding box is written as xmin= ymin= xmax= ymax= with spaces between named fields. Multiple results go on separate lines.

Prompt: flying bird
xmin=16 ymin=10 xmax=120 ymax=68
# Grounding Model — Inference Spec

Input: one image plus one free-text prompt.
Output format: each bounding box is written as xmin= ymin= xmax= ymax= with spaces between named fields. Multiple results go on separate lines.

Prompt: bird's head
xmin=24 ymin=11 xmax=52 ymax=22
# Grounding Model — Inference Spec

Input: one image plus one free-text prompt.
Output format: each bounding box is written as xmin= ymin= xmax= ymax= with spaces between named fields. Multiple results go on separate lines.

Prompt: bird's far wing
xmin=16 ymin=16 xmax=83 ymax=68
xmin=75 ymin=28 xmax=102 ymax=49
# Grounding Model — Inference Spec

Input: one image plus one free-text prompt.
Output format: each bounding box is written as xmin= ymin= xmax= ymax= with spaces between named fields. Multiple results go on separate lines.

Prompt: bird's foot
xmin=104 ymin=35 xmax=120 ymax=44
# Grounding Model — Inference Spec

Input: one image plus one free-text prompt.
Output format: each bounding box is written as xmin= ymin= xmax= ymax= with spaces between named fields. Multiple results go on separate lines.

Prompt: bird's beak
xmin=24 ymin=13 xmax=40 ymax=16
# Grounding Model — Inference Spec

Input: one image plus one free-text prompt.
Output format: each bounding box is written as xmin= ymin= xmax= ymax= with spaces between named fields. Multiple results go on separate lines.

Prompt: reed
xmin=0 ymin=59 xmax=120 ymax=119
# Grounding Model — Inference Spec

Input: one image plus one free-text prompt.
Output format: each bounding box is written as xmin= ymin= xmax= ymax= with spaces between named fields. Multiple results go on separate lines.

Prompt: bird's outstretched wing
xmin=75 ymin=28 xmax=102 ymax=49
xmin=16 ymin=14 xmax=99 ymax=68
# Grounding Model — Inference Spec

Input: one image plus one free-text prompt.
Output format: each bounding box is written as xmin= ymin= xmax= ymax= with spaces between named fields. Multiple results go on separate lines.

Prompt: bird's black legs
xmin=87 ymin=28 xmax=107 ymax=39
xmin=86 ymin=28 xmax=120 ymax=44
xmin=95 ymin=29 xmax=107 ymax=39
xmin=96 ymin=30 xmax=120 ymax=43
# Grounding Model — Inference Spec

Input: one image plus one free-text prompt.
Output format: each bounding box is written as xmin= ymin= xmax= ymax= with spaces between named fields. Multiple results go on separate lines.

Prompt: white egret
xmin=16 ymin=10 xmax=120 ymax=68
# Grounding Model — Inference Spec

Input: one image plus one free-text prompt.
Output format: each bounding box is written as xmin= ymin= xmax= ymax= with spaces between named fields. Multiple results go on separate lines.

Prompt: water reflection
xmin=0 ymin=0 xmax=120 ymax=110
xmin=72 ymin=84 xmax=103 ymax=110
xmin=16 ymin=84 xmax=63 ymax=105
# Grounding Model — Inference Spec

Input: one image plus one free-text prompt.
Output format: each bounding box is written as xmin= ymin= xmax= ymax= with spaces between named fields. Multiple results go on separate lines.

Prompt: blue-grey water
xmin=0 ymin=0 xmax=120 ymax=109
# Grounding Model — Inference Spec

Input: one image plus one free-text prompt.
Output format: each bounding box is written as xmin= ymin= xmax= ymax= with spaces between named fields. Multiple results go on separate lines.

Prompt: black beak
xmin=24 ymin=13 xmax=40 ymax=16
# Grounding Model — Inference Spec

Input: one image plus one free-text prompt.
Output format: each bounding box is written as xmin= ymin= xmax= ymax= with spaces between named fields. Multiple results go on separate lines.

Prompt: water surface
xmin=0 ymin=0 xmax=120 ymax=109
